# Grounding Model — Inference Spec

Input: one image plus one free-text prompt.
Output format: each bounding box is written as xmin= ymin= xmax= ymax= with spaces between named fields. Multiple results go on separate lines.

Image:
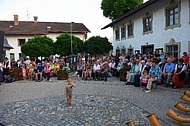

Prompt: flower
xmin=59 ymin=65 xmax=71 ymax=74
xmin=120 ymin=63 xmax=131 ymax=71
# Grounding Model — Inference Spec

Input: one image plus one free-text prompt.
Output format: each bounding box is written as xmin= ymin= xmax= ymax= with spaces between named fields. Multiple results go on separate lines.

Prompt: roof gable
xmin=0 ymin=21 xmax=90 ymax=35
xmin=101 ymin=0 xmax=159 ymax=29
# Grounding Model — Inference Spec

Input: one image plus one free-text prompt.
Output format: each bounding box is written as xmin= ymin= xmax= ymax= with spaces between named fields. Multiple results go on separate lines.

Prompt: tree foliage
xmin=21 ymin=36 xmax=54 ymax=58
xmin=101 ymin=0 xmax=143 ymax=21
xmin=84 ymin=36 xmax=113 ymax=55
xmin=54 ymin=33 xmax=84 ymax=56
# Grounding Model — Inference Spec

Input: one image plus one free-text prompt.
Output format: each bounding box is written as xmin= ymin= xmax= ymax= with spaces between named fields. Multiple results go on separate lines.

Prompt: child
xmin=141 ymin=70 xmax=149 ymax=91
xmin=21 ymin=65 xmax=26 ymax=80
xmin=64 ymin=78 xmax=75 ymax=106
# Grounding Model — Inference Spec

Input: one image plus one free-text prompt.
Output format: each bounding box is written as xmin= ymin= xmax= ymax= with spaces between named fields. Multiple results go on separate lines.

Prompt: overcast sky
xmin=0 ymin=0 xmax=148 ymax=41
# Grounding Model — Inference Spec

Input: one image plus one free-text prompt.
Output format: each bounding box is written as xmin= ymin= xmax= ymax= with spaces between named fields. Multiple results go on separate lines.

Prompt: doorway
xmin=141 ymin=44 xmax=154 ymax=54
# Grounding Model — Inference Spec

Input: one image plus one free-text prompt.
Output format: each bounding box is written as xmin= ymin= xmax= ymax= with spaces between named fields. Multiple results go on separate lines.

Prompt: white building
xmin=102 ymin=0 xmax=190 ymax=59
xmin=0 ymin=15 xmax=90 ymax=61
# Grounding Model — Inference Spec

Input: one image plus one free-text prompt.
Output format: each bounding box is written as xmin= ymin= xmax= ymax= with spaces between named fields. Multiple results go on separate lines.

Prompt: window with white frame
xmin=115 ymin=29 xmax=120 ymax=41
xmin=18 ymin=39 xmax=26 ymax=46
xmin=127 ymin=22 xmax=134 ymax=37
xmin=165 ymin=0 xmax=181 ymax=29
xmin=165 ymin=38 xmax=180 ymax=61
xmin=143 ymin=12 xmax=152 ymax=34
xmin=121 ymin=26 xmax=126 ymax=39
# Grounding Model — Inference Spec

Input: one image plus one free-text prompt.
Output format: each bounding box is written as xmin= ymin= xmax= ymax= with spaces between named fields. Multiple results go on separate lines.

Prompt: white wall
xmin=112 ymin=0 xmax=190 ymax=56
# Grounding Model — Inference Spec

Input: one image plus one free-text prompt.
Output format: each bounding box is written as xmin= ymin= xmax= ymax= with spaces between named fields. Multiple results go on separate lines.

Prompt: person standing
xmin=64 ymin=78 xmax=75 ymax=106
xmin=3 ymin=57 xmax=9 ymax=79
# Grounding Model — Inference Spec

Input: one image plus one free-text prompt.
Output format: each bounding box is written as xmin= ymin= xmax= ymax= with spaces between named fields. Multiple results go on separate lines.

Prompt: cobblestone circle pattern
xmin=0 ymin=94 xmax=169 ymax=126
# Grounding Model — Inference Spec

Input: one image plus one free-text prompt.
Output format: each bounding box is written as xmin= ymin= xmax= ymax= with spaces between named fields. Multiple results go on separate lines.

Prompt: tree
xmin=84 ymin=36 xmax=113 ymax=55
xmin=54 ymin=33 xmax=84 ymax=56
xmin=21 ymin=36 xmax=54 ymax=58
xmin=101 ymin=0 xmax=143 ymax=21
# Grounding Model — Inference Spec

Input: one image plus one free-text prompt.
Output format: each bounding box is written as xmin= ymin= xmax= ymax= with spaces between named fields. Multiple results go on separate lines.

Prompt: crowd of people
xmin=0 ymin=51 xmax=190 ymax=93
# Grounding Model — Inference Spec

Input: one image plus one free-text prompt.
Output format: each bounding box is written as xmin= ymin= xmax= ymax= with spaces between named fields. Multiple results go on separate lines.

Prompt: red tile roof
xmin=0 ymin=21 xmax=90 ymax=35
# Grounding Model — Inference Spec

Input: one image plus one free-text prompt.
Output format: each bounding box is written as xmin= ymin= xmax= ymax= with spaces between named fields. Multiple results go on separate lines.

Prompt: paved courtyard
xmin=0 ymin=74 xmax=189 ymax=126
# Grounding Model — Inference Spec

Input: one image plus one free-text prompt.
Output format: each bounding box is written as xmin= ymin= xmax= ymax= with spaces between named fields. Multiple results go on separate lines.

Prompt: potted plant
xmin=57 ymin=65 xmax=71 ymax=80
xmin=9 ymin=67 xmax=23 ymax=81
xmin=119 ymin=63 xmax=131 ymax=81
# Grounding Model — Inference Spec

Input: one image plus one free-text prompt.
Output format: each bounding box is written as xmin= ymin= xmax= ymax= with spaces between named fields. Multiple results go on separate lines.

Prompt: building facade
xmin=0 ymin=15 xmax=90 ymax=61
xmin=102 ymin=0 xmax=190 ymax=59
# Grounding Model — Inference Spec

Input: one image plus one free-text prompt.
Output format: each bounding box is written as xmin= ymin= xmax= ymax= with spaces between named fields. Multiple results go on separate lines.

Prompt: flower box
xmin=57 ymin=70 xmax=69 ymax=80
xmin=9 ymin=67 xmax=23 ymax=81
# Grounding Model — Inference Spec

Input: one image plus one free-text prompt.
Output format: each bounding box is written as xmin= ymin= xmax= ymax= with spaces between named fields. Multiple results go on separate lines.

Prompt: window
xmin=165 ymin=38 xmax=180 ymax=61
xmin=167 ymin=6 xmax=179 ymax=26
xmin=115 ymin=29 xmax=120 ymax=41
xmin=19 ymin=53 xmax=26 ymax=59
xmin=116 ymin=49 xmax=120 ymax=56
xmin=10 ymin=53 xmax=15 ymax=62
xmin=121 ymin=26 xmax=126 ymax=39
xmin=166 ymin=45 xmax=179 ymax=59
xmin=128 ymin=48 xmax=133 ymax=57
xmin=121 ymin=48 xmax=126 ymax=54
xmin=143 ymin=12 xmax=152 ymax=34
xmin=143 ymin=16 xmax=152 ymax=32
xmin=127 ymin=22 xmax=134 ymax=37
xmin=18 ymin=39 xmax=25 ymax=46
xmin=165 ymin=0 xmax=181 ymax=29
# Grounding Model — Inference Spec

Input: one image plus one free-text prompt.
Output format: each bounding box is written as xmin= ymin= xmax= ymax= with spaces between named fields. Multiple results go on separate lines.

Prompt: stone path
xmin=0 ymin=95 xmax=169 ymax=126
xmin=0 ymin=74 xmax=190 ymax=126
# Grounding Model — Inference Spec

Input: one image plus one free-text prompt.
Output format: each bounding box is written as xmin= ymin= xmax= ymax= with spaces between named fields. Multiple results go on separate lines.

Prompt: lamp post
xmin=70 ymin=22 xmax=74 ymax=54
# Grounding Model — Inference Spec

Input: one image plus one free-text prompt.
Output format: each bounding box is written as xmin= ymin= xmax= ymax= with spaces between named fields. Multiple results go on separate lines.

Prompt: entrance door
xmin=141 ymin=44 xmax=154 ymax=54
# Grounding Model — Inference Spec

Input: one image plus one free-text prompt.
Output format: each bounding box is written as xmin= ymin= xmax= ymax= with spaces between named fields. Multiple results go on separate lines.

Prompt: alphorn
xmin=166 ymin=109 xmax=190 ymax=124
xmin=184 ymin=90 xmax=190 ymax=96
xmin=126 ymin=120 xmax=135 ymax=126
xmin=146 ymin=113 xmax=161 ymax=126
xmin=174 ymin=102 xmax=190 ymax=113
xmin=181 ymin=95 xmax=190 ymax=103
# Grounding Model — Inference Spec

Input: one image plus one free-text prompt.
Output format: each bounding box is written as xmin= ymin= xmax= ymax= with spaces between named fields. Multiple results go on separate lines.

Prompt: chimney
xmin=34 ymin=16 xmax=38 ymax=23
xmin=14 ymin=15 xmax=19 ymax=25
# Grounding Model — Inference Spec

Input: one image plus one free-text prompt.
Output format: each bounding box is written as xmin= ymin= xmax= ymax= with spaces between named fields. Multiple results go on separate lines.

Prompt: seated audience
xmin=144 ymin=60 xmax=162 ymax=93
xmin=171 ymin=59 xmax=186 ymax=88
xmin=100 ymin=60 xmax=109 ymax=81
xmin=125 ymin=59 xmax=139 ymax=85
xmin=93 ymin=60 xmax=101 ymax=80
xmin=163 ymin=58 xmax=175 ymax=87
xmin=134 ymin=60 xmax=146 ymax=87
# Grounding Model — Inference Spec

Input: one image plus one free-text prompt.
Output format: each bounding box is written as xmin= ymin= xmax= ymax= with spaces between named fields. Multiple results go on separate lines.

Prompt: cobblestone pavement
xmin=0 ymin=74 xmax=189 ymax=126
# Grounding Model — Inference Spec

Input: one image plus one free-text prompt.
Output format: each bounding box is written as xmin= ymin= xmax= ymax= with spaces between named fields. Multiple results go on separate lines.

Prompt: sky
xmin=0 ymin=0 xmax=148 ymax=41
